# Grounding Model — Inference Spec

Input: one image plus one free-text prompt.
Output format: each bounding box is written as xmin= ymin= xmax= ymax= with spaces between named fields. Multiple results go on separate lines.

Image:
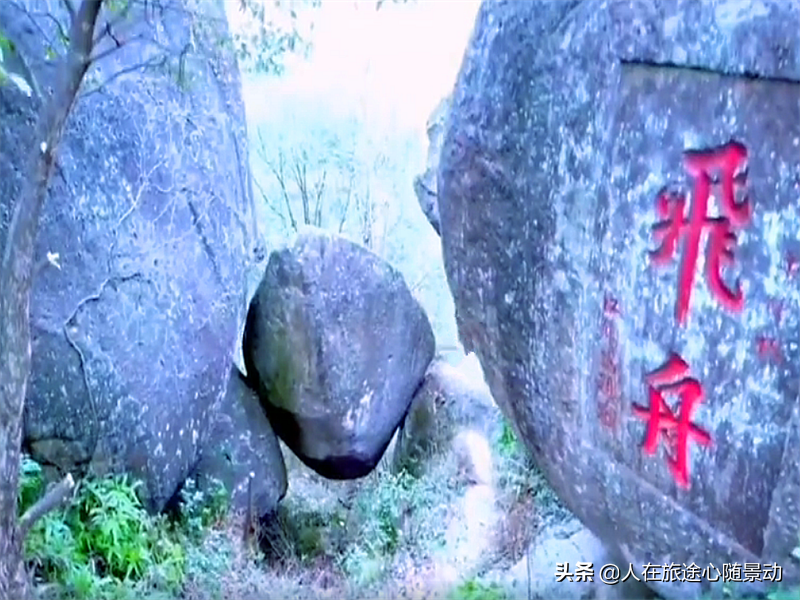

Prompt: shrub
xmin=18 ymin=455 xmax=230 ymax=599
xmin=447 ymin=578 xmax=507 ymax=600
xmin=173 ymin=476 xmax=229 ymax=542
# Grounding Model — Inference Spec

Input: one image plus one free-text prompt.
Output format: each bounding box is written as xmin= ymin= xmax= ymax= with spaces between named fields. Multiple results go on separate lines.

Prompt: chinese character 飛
xmin=650 ymin=141 xmax=751 ymax=324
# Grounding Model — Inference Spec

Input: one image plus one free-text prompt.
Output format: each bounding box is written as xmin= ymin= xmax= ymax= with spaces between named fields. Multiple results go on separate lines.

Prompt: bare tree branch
xmin=36 ymin=9 xmax=71 ymax=50
xmin=338 ymin=172 xmax=353 ymax=233
xmin=93 ymin=0 xmax=135 ymax=46
xmin=80 ymin=53 xmax=166 ymax=97
xmin=89 ymin=31 xmax=146 ymax=62
xmin=313 ymin=169 xmax=325 ymax=227
xmin=253 ymin=176 xmax=288 ymax=229
xmin=18 ymin=474 xmax=75 ymax=539
xmin=4 ymin=2 xmax=65 ymax=54
xmin=61 ymin=0 xmax=77 ymax=23
xmin=0 ymin=3 xmax=104 ymax=594
xmin=262 ymin=145 xmax=298 ymax=232
xmin=291 ymin=152 xmax=311 ymax=226
xmin=274 ymin=154 xmax=297 ymax=231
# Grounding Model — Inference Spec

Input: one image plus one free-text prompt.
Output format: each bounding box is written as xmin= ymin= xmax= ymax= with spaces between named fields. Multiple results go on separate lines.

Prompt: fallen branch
xmin=19 ymin=473 xmax=75 ymax=539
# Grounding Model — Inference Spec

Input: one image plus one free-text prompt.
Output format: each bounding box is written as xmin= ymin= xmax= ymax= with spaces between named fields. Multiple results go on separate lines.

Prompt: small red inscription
xmin=597 ymin=294 xmax=622 ymax=430
xmin=650 ymin=141 xmax=751 ymax=325
xmin=756 ymin=335 xmax=783 ymax=364
xmin=787 ymin=252 xmax=799 ymax=278
xmin=603 ymin=295 xmax=621 ymax=317
xmin=754 ymin=297 xmax=785 ymax=364
xmin=633 ymin=352 xmax=712 ymax=489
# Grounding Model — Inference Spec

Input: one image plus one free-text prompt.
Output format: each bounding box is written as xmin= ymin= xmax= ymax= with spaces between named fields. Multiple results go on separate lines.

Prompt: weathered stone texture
xmin=194 ymin=367 xmax=287 ymax=519
xmin=437 ymin=1 xmax=800 ymax=597
xmin=0 ymin=0 xmax=257 ymax=512
xmin=243 ymin=228 xmax=435 ymax=480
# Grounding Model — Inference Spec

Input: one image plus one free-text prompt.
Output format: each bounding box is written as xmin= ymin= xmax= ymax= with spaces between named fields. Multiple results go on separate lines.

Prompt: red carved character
xmin=756 ymin=336 xmax=782 ymax=363
xmin=597 ymin=295 xmax=622 ymax=431
xmin=598 ymin=401 xmax=619 ymax=430
xmin=597 ymin=348 xmax=621 ymax=429
xmin=650 ymin=141 xmax=751 ymax=324
xmin=633 ymin=353 xmax=712 ymax=489
xmin=603 ymin=294 xmax=621 ymax=317
xmin=787 ymin=252 xmax=799 ymax=278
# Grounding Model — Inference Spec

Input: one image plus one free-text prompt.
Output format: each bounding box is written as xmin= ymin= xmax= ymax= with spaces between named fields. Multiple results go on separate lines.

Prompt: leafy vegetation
xmin=17 ymin=456 xmax=228 ymax=599
xmin=446 ymin=578 xmax=508 ymax=600
xmin=17 ymin=421 xmax=799 ymax=600
xmin=13 ymin=410 xmax=553 ymax=599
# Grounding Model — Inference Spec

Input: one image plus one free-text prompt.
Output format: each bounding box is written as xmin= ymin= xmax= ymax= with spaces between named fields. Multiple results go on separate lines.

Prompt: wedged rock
xmin=243 ymin=228 xmax=435 ymax=480
xmin=0 ymin=0 xmax=258 ymax=512
xmin=413 ymin=95 xmax=450 ymax=236
xmin=193 ymin=367 xmax=287 ymax=519
xmin=393 ymin=354 xmax=500 ymax=476
xmin=437 ymin=1 xmax=800 ymax=598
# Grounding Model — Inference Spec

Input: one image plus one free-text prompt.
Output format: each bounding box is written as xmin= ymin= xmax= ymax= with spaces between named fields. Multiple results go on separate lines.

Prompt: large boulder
xmin=0 ymin=1 xmax=258 ymax=512
xmin=193 ymin=367 xmax=287 ymax=520
xmin=243 ymin=228 xmax=435 ymax=480
xmin=437 ymin=1 xmax=800 ymax=598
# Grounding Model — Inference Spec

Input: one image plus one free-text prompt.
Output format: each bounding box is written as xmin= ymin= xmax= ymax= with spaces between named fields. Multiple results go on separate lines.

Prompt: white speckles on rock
xmin=709 ymin=372 xmax=781 ymax=439
xmin=682 ymin=130 xmax=702 ymax=151
xmin=715 ymin=0 xmax=769 ymax=29
xmin=343 ymin=407 xmax=356 ymax=431
xmin=435 ymin=1 xmax=800 ymax=594
xmin=553 ymin=271 xmax=569 ymax=292
xmin=664 ymin=15 xmax=680 ymax=38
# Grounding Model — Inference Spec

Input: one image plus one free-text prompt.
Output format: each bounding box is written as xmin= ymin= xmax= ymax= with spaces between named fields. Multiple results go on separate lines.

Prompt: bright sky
xmin=229 ymin=0 xmax=481 ymax=137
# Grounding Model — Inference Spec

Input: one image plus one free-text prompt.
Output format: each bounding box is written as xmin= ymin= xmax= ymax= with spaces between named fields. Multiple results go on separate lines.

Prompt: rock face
xmin=486 ymin=517 xmax=656 ymax=600
xmin=193 ymin=367 xmax=287 ymax=519
xmin=0 ymin=1 xmax=257 ymax=512
xmin=413 ymin=96 xmax=450 ymax=236
xmin=393 ymin=354 xmax=500 ymax=476
xmin=437 ymin=1 xmax=800 ymax=598
xmin=243 ymin=228 xmax=435 ymax=480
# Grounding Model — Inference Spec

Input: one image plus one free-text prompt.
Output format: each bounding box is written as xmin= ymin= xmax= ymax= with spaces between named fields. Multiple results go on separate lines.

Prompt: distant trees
xmin=253 ymin=127 xmax=397 ymax=256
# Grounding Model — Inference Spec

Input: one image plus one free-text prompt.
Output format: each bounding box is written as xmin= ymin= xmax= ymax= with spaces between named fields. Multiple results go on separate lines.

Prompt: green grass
xmin=21 ymin=421 xmax=794 ymax=600
xmin=446 ymin=578 xmax=507 ymax=600
xmin=18 ymin=456 xmax=229 ymax=600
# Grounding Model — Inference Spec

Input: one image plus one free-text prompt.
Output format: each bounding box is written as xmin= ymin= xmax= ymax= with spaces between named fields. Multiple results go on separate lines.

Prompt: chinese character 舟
xmin=633 ymin=353 xmax=712 ymax=488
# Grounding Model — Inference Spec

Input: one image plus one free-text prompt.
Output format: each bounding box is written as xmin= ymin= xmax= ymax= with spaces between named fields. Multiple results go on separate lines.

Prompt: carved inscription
xmin=633 ymin=353 xmax=712 ymax=489
xmin=636 ymin=141 xmax=754 ymax=488
xmin=597 ymin=295 xmax=622 ymax=430
xmin=650 ymin=141 xmax=751 ymax=325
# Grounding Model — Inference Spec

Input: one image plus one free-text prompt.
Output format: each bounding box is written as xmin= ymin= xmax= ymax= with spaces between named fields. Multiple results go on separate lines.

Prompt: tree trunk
xmin=0 ymin=2 xmax=103 ymax=598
